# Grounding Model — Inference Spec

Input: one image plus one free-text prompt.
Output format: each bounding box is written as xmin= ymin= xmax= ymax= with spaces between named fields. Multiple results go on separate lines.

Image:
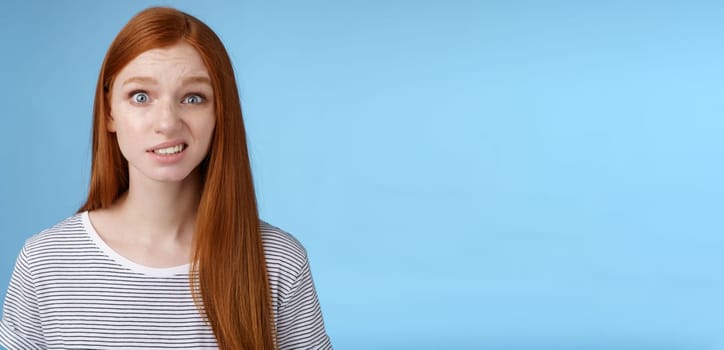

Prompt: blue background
xmin=1 ymin=1 xmax=723 ymax=349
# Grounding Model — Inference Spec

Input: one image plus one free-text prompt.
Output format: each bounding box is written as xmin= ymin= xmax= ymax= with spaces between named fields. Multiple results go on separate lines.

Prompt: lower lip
xmin=148 ymin=147 xmax=186 ymax=164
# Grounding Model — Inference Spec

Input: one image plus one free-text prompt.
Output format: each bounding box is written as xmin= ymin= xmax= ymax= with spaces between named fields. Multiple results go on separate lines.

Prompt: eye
xmin=130 ymin=91 xmax=149 ymax=104
xmin=183 ymin=94 xmax=205 ymax=104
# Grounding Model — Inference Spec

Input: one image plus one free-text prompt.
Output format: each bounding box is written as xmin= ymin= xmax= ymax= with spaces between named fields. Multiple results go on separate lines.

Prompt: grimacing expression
xmin=108 ymin=42 xmax=216 ymax=184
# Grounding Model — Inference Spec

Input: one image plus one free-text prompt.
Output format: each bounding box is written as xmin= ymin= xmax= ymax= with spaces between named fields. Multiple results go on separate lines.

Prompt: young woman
xmin=0 ymin=7 xmax=331 ymax=350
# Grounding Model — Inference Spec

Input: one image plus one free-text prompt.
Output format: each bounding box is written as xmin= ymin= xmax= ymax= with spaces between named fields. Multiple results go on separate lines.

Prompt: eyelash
xmin=127 ymin=91 xmax=208 ymax=105
xmin=183 ymin=93 xmax=206 ymax=104
xmin=129 ymin=90 xmax=149 ymax=104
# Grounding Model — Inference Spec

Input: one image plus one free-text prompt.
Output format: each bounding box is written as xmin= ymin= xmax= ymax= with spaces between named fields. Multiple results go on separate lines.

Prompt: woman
xmin=0 ymin=7 xmax=331 ymax=350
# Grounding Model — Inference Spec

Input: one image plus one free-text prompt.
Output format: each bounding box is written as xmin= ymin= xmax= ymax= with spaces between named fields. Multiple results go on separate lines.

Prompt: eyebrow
xmin=121 ymin=76 xmax=212 ymax=87
xmin=122 ymin=76 xmax=158 ymax=86
xmin=182 ymin=76 xmax=212 ymax=86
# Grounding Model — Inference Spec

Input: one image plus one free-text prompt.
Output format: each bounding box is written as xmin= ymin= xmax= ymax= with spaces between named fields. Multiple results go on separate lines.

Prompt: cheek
xmin=196 ymin=119 xmax=216 ymax=158
xmin=110 ymin=111 xmax=148 ymax=154
xmin=110 ymin=102 xmax=151 ymax=132
xmin=113 ymin=125 xmax=138 ymax=160
xmin=199 ymin=123 xmax=216 ymax=154
xmin=192 ymin=112 xmax=216 ymax=142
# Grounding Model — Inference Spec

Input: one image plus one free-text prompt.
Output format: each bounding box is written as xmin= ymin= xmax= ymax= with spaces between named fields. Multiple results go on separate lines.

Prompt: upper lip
xmin=147 ymin=140 xmax=187 ymax=152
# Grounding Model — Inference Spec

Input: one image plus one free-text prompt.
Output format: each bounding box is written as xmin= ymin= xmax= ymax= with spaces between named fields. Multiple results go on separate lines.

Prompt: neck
xmin=114 ymin=168 xmax=203 ymax=243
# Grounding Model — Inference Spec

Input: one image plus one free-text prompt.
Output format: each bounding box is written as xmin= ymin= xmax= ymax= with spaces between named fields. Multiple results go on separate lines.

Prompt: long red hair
xmin=78 ymin=7 xmax=275 ymax=349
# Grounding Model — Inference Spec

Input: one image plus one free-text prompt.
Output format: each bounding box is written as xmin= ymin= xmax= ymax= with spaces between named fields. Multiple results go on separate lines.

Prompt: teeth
xmin=154 ymin=144 xmax=184 ymax=155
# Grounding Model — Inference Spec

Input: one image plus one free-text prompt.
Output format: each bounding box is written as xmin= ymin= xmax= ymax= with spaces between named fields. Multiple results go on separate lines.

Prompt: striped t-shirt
xmin=0 ymin=212 xmax=332 ymax=349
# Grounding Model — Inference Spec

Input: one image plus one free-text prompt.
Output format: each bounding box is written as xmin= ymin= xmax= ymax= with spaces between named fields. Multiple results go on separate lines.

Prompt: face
xmin=108 ymin=42 xmax=215 ymax=184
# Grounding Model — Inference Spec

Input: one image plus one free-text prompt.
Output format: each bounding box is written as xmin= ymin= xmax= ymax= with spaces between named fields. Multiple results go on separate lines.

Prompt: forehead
xmin=115 ymin=42 xmax=209 ymax=82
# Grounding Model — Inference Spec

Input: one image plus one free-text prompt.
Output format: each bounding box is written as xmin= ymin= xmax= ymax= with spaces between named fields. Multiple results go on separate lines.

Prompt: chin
xmin=128 ymin=161 xmax=204 ymax=185
xmin=139 ymin=167 xmax=197 ymax=183
xmin=155 ymin=172 xmax=197 ymax=183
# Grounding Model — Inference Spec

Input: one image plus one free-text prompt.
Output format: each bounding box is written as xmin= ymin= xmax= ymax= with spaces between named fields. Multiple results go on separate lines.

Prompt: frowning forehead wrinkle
xmin=120 ymin=76 xmax=211 ymax=87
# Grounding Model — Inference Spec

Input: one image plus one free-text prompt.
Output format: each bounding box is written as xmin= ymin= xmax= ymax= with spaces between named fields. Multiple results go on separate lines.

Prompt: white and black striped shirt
xmin=0 ymin=212 xmax=331 ymax=349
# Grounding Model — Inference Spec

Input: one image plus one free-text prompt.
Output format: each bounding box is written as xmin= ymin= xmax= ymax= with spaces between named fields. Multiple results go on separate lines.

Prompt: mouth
xmin=149 ymin=143 xmax=187 ymax=155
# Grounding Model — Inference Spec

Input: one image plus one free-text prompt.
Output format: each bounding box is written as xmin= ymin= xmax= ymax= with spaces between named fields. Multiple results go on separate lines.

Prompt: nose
xmin=153 ymin=98 xmax=183 ymax=135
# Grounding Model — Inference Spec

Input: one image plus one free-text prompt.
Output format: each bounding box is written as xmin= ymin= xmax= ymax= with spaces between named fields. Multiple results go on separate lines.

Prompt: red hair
xmin=78 ymin=7 xmax=275 ymax=349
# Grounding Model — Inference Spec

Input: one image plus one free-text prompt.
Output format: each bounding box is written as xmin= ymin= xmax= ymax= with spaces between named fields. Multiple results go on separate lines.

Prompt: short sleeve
xmin=275 ymin=258 xmax=332 ymax=350
xmin=0 ymin=246 xmax=46 ymax=350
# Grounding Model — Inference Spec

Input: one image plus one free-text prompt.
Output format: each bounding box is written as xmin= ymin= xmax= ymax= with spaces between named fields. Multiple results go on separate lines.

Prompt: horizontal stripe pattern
xmin=0 ymin=213 xmax=331 ymax=349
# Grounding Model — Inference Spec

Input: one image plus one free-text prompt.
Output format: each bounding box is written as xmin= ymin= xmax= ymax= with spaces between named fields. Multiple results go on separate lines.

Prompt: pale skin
xmin=89 ymin=42 xmax=216 ymax=268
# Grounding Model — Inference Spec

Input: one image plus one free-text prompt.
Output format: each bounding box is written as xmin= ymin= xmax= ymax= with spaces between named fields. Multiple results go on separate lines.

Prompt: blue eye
xmin=131 ymin=92 xmax=149 ymax=103
xmin=183 ymin=94 xmax=205 ymax=104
